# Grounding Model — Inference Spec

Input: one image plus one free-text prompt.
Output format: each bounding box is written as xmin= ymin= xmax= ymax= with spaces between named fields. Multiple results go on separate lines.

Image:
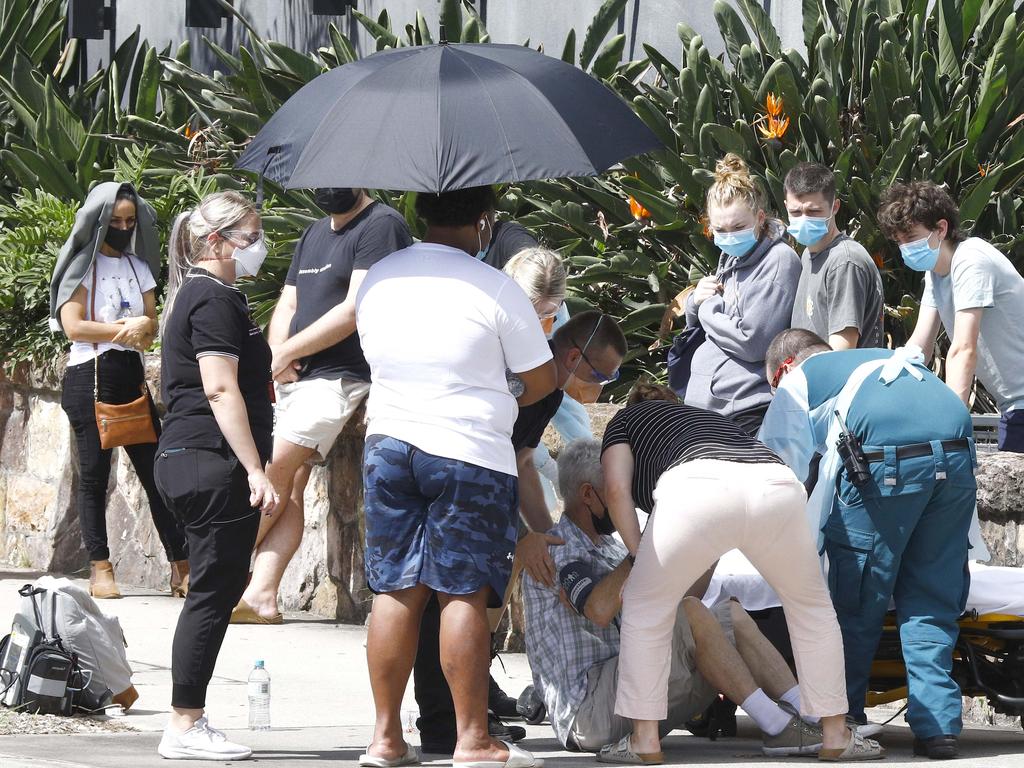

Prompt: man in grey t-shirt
xmin=784 ymin=163 xmax=884 ymax=350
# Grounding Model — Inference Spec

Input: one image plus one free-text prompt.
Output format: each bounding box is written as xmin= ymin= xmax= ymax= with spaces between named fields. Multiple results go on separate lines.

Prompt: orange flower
xmin=699 ymin=213 xmax=712 ymax=239
xmin=184 ymin=123 xmax=194 ymax=139
xmin=978 ymin=163 xmax=991 ymax=177
xmin=629 ymin=195 xmax=650 ymax=220
xmin=765 ymin=92 xmax=784 ymax=118
xmin=757 ymin=113 xmax=791 ymax=140
xmin=871 ymin=251 xmax=885 ymax=269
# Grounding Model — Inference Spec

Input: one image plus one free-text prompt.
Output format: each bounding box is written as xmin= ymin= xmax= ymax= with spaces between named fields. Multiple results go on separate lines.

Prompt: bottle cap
xmin=255 ymin=659 xmax=264 ymax=668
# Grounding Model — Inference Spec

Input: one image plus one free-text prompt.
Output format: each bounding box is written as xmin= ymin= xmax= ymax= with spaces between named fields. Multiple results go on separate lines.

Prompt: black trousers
xmin=61 ymin=351 xmax=187 ymax=562
xmin=413 ymin=594 xmax=457 ymax=739
xmin=154 ymin=447 xmax=259 ymax=709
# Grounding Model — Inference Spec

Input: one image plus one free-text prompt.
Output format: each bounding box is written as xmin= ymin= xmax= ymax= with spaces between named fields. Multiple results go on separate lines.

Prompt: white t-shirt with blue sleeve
xmin=922 ymin=237 xmax=1024 ymax=413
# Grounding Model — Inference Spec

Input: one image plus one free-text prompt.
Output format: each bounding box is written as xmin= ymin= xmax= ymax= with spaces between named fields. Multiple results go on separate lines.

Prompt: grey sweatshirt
xmin=683 ymin=220 xmax=801 ymax=419
xmin=48 ymin=181 xmax=160 ymax=333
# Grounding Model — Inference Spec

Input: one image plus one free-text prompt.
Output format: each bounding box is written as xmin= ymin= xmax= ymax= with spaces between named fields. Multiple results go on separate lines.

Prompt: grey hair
xmin=162 ymin=190 xmax=258 ymax=336
xmin=557 ymin=438 xmax=604 ymax=502
xmin=502 ymin=247 xmax=566 ymax=306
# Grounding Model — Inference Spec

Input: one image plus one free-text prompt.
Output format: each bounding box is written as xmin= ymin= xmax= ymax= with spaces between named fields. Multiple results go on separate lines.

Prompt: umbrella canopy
xmin=236 ymin=42 xmax=662 ymax=193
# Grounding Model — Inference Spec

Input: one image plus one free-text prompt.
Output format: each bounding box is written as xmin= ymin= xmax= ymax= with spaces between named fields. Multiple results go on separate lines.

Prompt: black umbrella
xmin=237 ymin=41 xmax=662 ymax=193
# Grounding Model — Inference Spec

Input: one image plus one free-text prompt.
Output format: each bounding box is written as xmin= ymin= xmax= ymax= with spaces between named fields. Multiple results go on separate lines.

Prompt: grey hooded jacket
xmin=48 ymin=181 xmax=160 ymax=333
xmin=683 ymin=219 xmax=801 ymax=420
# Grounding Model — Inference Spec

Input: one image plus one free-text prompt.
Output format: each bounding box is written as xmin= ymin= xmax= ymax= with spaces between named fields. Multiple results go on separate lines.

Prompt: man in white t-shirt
xmin=355 ymin=185 xmax=555 ymax=768
xmin=879 ymin=181 xmax=1024 ymax=452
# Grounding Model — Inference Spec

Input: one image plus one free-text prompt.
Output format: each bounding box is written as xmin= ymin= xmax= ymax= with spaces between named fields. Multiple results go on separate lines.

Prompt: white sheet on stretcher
xmin=702 ymin=549 xmax=1024 ymax=617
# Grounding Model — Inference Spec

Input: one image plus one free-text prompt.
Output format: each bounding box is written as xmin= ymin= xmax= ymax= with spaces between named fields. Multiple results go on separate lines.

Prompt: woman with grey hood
xmin=50 ymin=181 xmax=188 ymax=600
xmin=681 ymin=154 xmax=801 ymax=434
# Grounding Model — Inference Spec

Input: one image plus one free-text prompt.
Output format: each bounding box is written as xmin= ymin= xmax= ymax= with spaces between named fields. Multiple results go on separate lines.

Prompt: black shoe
xmin=488 ymin=675 xmax=521 ymax=720
xmin=419 ymin=713 xmax=525 ymax=756
xmin=516 ymin=685 xmax=547 ymax=725
xmin=684 ymin=697 xmax=738 ymax=741
xmin=489 ymin=711 xmax=526 ymax=743
xmin=913 ymin=734 xmax=959 ymax=759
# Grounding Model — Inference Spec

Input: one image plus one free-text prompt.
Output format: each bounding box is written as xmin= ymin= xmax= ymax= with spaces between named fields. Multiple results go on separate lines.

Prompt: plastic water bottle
xmin=116 ymin=299 xmax=132 ymax=319
xmin=247 ymin=660 xmax=271 ymax=730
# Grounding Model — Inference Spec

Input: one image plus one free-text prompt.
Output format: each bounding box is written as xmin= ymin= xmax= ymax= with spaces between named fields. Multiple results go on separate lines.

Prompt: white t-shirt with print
xmin=68 ymin=252 xmax=156 ymax=366
xmin=355 ymin=242 xmax=553 ymax=476
xmin=922 ymin=237 xmax=1024 ymax=413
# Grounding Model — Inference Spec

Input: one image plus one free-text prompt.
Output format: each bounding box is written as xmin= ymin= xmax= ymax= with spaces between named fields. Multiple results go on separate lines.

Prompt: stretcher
xmin=703 ymin=551 xmax=1024 ymax=730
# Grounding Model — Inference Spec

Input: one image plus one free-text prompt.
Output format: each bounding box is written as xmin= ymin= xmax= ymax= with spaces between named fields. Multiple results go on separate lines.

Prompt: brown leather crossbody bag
xmin=89 ymin=259 xmax=157 ymax=449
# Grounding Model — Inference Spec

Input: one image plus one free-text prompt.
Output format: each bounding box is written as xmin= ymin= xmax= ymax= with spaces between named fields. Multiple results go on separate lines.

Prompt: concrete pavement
xmin=0 ymin=569 xmax=1021 ymax=767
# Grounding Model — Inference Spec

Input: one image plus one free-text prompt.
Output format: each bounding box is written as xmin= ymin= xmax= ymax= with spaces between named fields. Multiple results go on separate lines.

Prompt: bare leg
xmin=729 ymin=601 xmax=798 ymax=699
xmin=366 ymin=584 xmax=433 ymax=760
xmin=681 ymin=597 xmax=758 ymax=703
xmin=239 ymin=442 xmax=314 ymax=617
xmin=439 ymin=589 xmax=509 ymax=764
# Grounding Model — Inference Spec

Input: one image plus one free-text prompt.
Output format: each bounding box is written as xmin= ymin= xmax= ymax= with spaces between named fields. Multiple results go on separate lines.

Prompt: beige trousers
xmin=615 ymin=459 xmax=848 ymax=721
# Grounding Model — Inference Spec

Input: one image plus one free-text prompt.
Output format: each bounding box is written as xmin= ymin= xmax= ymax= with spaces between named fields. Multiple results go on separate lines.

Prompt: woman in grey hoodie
xmin=683 ymin=154 xmax=801 ymax=434
xmin=50 ymin=181 xmax=188 ymax=600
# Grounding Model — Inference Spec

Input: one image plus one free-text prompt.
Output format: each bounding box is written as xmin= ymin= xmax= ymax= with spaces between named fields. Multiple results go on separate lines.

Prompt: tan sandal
xmin=597 ymin=735 xmax=663 ymax=765
xmin=229 ymin=598 xmax=283 ymax=625
xmin=819 ymin=729 xmax=885 ymax=761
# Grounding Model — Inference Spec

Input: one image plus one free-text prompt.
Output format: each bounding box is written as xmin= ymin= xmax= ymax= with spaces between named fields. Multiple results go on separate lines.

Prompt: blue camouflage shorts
xmin=363 ymin=434 xmax=519 ymax=607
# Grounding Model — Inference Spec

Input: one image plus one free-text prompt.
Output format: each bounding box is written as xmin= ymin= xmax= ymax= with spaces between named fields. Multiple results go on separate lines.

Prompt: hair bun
xmin=713 ymin=153 xmax=750 ymax=184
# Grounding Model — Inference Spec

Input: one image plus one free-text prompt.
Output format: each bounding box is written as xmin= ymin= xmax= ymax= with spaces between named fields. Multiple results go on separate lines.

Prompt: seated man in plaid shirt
xmin=522 ymin=438 xmax=832 ymax=759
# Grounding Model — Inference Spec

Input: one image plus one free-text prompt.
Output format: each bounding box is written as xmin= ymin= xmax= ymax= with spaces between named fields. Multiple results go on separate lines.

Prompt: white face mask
xmin=232 ymin=234 xmax=268 ymax=278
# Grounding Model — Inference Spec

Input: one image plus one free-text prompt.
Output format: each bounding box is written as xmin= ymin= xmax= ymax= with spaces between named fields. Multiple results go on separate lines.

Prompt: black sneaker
xmin=488 ymin=675 xmax=521 ymax=720
xmin=516 ymin=685 xmax=547 ymax=725
xmin=913 ymin=734 xmax=959 ymax=760
xmin=419 ymin=712 xmax=525 ymax=756
xmin=489 ymin=711 xmax=526 ymax=743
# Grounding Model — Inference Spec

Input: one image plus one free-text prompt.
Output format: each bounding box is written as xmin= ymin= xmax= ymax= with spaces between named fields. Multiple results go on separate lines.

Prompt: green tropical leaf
xmin=353 ymin=10 xmax=400 ymax=49
xmin=579 ymin=0 xmax=627 ymax=70
xmin=959 ymin=167 xmax=1003 ymax=225
xmin=735 ymin=0 xmax=782 ymax=57
xmin=713 ymin=0 xmax=752 ymax=68
xmin=592 ymin=34 xmax=625 ymax=79
xmin=440 ymin=0 xmax=462 ymax=43
xmin=561 ymin=28 xmax=576 ymax=64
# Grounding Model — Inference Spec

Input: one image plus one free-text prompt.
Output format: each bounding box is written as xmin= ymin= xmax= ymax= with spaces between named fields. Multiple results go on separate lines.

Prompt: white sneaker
xmin=158 ymin=716 xmax=253 ymax=761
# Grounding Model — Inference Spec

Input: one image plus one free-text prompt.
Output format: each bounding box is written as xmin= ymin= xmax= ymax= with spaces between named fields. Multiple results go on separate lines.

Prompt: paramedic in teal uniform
xmin=759 ymin=328 xmax=978 ymax=760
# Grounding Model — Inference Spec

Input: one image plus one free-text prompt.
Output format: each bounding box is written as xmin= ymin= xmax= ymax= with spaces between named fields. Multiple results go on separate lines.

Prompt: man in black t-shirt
xmin=231 ymin=188 xmax=411 ymax=625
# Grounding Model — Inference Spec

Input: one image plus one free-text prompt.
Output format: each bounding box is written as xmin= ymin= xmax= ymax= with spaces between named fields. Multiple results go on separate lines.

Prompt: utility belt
xmin=835 ymin=411 xmax=974 ymax=489
xmin=862 ymin=437 xmax=972 ymax=463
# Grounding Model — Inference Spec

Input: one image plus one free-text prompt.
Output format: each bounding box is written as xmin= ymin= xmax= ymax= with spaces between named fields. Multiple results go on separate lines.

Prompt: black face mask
xmin=590 ymin=490 xmax=616 ymax=536
xmin=104 ymin=226 xmax=134 ymax=253
xmin=314 ymin=187 xmax=359 ymax=215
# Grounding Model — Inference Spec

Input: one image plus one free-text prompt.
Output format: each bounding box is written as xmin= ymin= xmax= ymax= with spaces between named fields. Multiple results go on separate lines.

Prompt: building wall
xmin=82 ymin=0 xmax=806 ymax=76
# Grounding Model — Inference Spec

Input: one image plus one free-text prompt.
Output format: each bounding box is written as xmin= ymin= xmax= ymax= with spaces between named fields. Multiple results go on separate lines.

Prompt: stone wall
xmin=2 ymin=368 xmax=1022 ymax=627
xmin=0 ymin=356 xmax=371 ymax=622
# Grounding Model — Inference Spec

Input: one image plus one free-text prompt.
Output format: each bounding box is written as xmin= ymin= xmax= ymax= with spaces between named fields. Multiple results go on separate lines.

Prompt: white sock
xmin=741 ymin=688 xmax=792 ymax=736
xmin=781 ymin=685 xmax=819 ymax=724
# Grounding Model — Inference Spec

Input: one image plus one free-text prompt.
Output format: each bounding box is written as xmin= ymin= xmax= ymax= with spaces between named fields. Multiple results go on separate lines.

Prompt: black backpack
xmin=0 ymin=585 xmax=81 ymax=715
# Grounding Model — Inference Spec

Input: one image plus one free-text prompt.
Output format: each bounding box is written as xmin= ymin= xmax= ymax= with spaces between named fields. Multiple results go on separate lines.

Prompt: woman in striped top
xmin=597 ymin=400 xmax=882 ymax=763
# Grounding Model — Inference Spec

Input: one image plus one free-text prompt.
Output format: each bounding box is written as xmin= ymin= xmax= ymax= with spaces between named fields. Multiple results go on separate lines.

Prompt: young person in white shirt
xmin=878 ymin=181 xmax=1024 ymax=452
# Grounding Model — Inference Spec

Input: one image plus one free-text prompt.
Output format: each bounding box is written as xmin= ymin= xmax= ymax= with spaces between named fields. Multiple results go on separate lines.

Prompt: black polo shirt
xmin=159 ymin=269 xmax=273 ymax=462
xmin=285 ymin=202 xmax=411 ymax=381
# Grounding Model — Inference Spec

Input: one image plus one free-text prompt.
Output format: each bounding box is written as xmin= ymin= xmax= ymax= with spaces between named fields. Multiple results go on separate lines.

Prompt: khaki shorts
xmin=567 ymin=601 xmax=734 ymax=752
xmin=274 ymin=377 xmax=370 ymax=460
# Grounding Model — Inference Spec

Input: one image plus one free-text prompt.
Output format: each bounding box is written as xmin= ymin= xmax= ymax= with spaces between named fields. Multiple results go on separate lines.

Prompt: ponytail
xmin=161 ymin=210 xmax=195 ymax=338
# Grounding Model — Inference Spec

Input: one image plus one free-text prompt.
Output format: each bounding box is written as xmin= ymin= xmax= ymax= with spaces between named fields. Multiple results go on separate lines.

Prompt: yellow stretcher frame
xmin=865 ymin=612 xmax=1024 ymax=729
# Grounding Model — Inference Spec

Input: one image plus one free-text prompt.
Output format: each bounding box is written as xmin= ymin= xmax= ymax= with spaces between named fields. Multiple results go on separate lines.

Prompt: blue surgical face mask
xmin=787 ymin=215 xmax=831 ymax=246
xmin=714 ymin=227 xmax=757 ymax=258
xmin=899 ymin=232 xmax=940 ymax=272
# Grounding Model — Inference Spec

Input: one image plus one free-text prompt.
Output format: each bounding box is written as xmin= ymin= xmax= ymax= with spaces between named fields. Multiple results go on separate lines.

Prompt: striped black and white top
xmin=601 ymin=400 xmax=784 ymax=513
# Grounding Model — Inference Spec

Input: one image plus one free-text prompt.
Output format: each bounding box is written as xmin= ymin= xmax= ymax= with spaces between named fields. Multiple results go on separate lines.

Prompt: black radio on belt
xmin=834 ymin=410 xmax=873 ymax=487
